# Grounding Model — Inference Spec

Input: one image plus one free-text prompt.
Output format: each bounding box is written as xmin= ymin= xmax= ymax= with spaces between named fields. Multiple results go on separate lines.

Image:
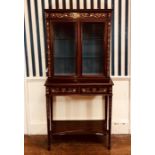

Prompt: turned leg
xmin=108 ymin=95 xmax=112 ymax=150
xmin=46 ymin=95 xmax=51 ymax=150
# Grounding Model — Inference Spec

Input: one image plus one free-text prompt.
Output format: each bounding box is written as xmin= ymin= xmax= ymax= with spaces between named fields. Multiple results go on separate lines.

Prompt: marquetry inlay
xmin=47 ymin=12 xmax=107 ymax=19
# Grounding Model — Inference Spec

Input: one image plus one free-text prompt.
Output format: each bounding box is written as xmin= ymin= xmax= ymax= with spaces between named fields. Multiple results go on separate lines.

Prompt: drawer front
xmin=46 ymin=86 xmax=112 ymax=95
xmin=80 ymin=87 xmax=108 ymax=94
xmin=48 ymin=87 xmax=79 ymax=95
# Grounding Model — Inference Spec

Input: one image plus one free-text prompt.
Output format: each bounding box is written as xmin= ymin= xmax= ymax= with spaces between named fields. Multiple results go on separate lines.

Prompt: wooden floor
xmin=24 ymin=134 xmax=131 ymax=155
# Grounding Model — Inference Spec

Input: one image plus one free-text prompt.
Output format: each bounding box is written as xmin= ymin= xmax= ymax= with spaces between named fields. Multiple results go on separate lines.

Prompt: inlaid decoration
xmin=46 ymin=12 xmax=107 ymax=19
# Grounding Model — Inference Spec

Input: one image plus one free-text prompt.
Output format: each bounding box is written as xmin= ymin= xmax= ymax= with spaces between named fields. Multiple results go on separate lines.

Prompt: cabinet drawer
xmin=46 ymin=86 xmax=112 ymax=95
xmin=49 ymin=87 xmax=79 ymax=94
xmin=80 ymin=87 xmax=108 ymax=94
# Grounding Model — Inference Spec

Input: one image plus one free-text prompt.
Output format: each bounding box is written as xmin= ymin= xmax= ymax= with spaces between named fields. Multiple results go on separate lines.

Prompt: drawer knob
xmin=103 ymin=88 xmax=107 ymax=92
xmin=82 ymin=88 xmax=86 ymax=92
xmin=73 ymin=88 xmax=76 ymax=92
xmin=51 ymin=89 xmax=55 ymax=92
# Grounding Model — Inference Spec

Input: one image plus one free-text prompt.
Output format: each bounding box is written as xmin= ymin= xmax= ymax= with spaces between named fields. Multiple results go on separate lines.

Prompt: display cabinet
xmin=44 ymin=9 xmax=113 ymax=150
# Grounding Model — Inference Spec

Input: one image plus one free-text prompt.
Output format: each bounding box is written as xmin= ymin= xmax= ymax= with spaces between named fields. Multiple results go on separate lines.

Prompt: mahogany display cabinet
xmin=44 ymin=9 xmax=114 ymax=150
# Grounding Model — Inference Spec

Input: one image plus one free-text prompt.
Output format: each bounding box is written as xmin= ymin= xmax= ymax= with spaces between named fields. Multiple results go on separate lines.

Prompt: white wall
xmin=24 ymin=77 xmax=130 ymax=135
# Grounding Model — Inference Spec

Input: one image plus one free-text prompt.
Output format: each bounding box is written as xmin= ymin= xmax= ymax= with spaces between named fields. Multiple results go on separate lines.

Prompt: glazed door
xmin=81 ymin=22 xmax=105 ymax=76
xmin=52 ymin=22 xmax=77 ymax=76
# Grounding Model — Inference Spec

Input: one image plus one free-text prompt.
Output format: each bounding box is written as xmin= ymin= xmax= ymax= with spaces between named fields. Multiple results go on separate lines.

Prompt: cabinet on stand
xmin=44 ymin=9 xmax=114 ymax=150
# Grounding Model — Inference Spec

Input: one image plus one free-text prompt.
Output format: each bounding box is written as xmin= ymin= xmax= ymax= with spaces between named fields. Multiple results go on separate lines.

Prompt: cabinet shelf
xmin=54 ymin=38 xmax=75 ymax=40
xmin=83 ymin=56 xmax=103 ymax=58
xmin=83 ymin=37 xmax=103 ymax=40
xmin=54 ymin=57 xmax=75 ymax=58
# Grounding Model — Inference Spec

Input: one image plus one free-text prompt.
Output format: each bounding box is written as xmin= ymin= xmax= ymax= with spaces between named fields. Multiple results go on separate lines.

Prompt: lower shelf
xmin=51 ymin=120 xmax=107 ymax=135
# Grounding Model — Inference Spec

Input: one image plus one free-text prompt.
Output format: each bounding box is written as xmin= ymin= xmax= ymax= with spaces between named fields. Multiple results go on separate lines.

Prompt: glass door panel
xmin=53 ymin=22 xmax=76 ymax=75
xmin=82 ymin=23 xmax=104 ymax=75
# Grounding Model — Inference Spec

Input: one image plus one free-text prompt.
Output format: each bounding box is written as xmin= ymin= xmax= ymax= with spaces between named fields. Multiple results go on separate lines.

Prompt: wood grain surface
xmin=24 ymin=134 xmax=131 ymax=155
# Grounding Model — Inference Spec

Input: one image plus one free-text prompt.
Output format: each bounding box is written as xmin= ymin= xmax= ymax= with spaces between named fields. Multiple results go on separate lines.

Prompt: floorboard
xmin=24 ymin=134 xmax=131 ymax=155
